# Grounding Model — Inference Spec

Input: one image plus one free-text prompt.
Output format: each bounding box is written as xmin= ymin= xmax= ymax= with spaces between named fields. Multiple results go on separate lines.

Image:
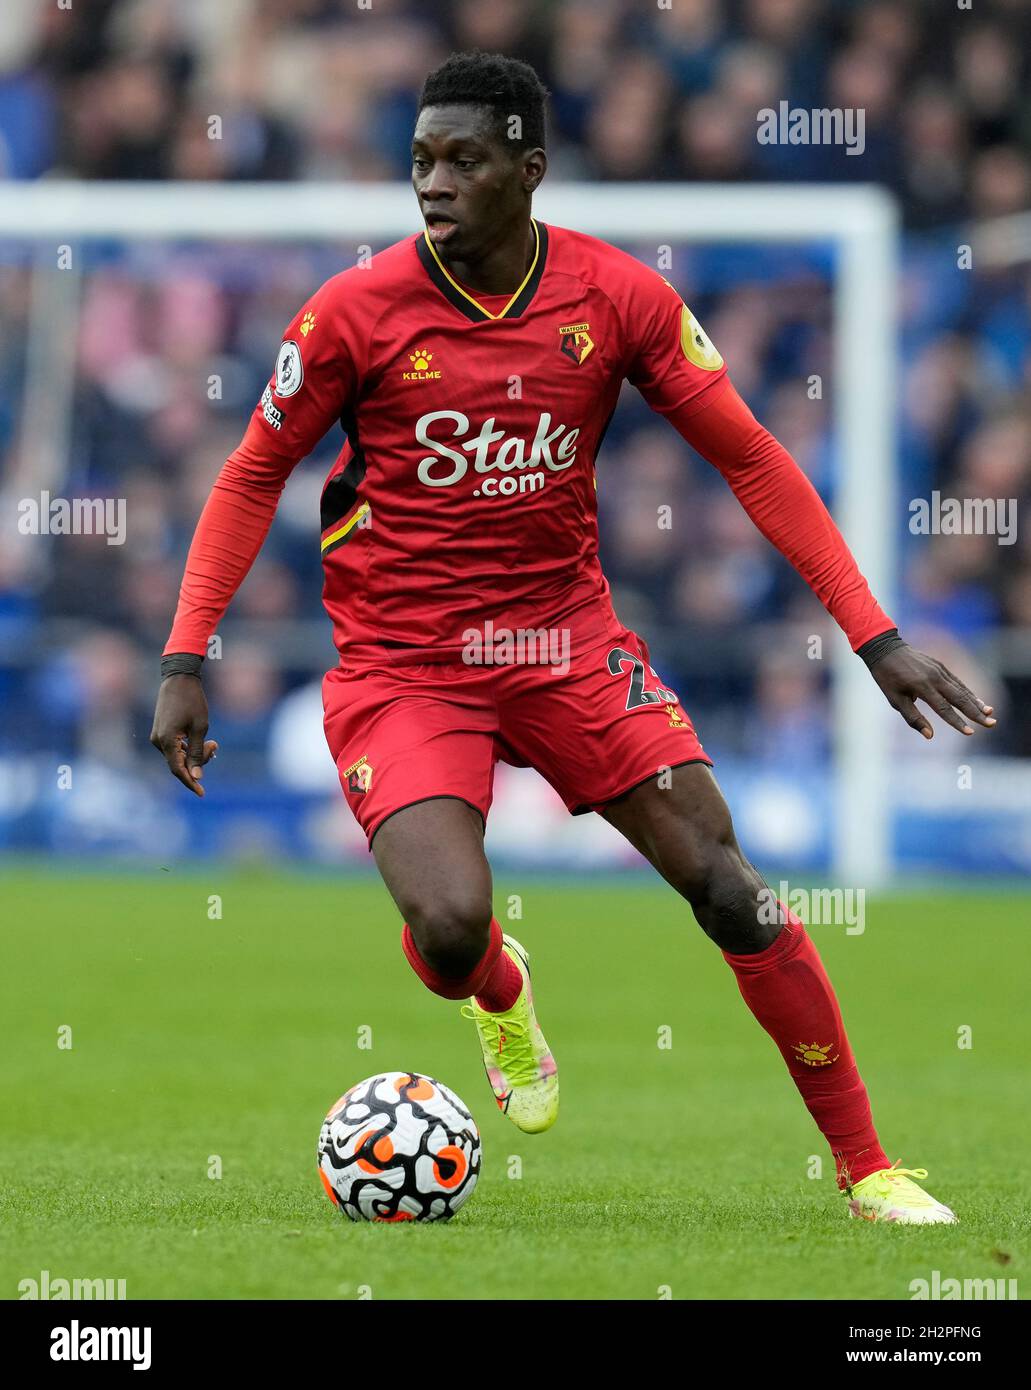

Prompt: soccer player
xmin=152 ymin=52 xmax=995 ymax=1223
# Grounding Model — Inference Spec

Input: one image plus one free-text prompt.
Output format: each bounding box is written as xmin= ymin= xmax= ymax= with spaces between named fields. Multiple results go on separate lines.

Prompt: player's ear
xmin=523 ymin=148 xmax=547 ymax=194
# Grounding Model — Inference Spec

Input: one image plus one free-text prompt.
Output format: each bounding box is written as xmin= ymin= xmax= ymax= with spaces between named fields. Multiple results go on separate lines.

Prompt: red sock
xmin=723 ymin=907 xmax=889 ymax=1188
xmin=400 ymin=917 xmax=521 ymax=1010
xmin=474 ymin=946 xmax=523 ymax=1013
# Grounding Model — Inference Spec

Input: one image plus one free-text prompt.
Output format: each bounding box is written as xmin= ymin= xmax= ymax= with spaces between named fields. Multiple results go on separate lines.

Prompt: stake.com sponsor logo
xmin=415 ymin=410 xmax=579 ymax=496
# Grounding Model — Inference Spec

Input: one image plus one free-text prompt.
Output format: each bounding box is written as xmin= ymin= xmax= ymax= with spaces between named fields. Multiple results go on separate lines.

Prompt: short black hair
xmin=418 ymin=50 xmax=548 ymax=153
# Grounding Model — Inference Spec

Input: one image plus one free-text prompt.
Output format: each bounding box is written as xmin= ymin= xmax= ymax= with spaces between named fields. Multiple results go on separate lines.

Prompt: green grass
xmin=1 ymin=868 xmax=1026 ymax=1300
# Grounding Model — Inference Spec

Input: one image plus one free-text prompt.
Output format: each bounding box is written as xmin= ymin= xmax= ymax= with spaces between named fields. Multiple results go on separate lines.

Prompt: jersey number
xmin=607 ymin=647 xmax=678 ymax=711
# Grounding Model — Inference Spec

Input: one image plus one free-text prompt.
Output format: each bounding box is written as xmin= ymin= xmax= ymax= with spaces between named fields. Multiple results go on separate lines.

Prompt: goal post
xmin=0 ymin=181 xmax=900 ymax=886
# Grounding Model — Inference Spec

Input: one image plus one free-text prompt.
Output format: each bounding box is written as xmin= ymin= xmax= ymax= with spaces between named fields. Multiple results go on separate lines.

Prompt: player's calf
xmin=602 ymin=766 xmax=897 ymax=1198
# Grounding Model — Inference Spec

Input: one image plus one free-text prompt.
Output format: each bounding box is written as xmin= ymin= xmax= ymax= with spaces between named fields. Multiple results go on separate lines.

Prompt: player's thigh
xmin=601 ymin=761 xmax=760 ymax=900
xmin=372 ymin=797 xmax=493 ymax=937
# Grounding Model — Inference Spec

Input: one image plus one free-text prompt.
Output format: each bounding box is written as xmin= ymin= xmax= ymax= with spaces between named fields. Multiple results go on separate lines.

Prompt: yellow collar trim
xmin=422 ymin=219 xmax=541 ymax=322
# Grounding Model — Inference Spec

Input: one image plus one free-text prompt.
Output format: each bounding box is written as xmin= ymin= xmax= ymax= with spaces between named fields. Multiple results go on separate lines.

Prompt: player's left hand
xmin=869 ymin=644 xmax=996 ymax=739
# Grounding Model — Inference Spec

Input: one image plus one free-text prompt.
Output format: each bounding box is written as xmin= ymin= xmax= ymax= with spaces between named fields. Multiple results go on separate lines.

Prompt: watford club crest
xmin=558 ymin=321 xmax=595 ymax=365
xmin=344 ymin=755 xmax=373 ymax=795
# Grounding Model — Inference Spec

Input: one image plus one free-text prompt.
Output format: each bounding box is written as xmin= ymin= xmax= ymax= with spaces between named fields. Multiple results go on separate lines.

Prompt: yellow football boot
xmin=460 ymin=935 xmax=558 ymax=1135
xmin=848 ymin=1164 xmax=957 ymax=1224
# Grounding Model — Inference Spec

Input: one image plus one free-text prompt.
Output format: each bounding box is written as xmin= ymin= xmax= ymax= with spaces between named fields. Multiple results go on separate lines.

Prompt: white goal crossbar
xmin=0 ymin=181 xmax=900 ymax=886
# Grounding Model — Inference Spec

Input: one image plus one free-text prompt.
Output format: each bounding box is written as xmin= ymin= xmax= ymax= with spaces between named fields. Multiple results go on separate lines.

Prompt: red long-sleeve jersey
xmin=164 ymin=220 xmax=893 ymax=662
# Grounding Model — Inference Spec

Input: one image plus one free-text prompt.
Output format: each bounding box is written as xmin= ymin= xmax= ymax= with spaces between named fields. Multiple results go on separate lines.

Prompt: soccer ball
xmin=318 ymin=1071 xmax=480 ymax=1222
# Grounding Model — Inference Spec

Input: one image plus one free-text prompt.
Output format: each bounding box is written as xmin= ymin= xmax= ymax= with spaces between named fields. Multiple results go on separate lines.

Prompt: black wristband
xmin=857 ymin=628 xmax=904 ymax=670
xmin=161 ymin=653 xmax=204 ymax=680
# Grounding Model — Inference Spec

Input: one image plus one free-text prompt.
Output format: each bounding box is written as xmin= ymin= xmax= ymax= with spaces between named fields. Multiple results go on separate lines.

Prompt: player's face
xmin=411 ymin=105 xmax=543 ymax=260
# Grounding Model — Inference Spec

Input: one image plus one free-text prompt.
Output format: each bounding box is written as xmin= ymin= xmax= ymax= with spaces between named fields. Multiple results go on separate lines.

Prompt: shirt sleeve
xmin=622 ymin=264 xmax=730 ymax=422
xmin=163 ymin=276 xmax=358 ymax=657
xmin=248 ymin=273 xmax=359 ymax=458
xmin=676 ymin=381 xmax=895 ymax=651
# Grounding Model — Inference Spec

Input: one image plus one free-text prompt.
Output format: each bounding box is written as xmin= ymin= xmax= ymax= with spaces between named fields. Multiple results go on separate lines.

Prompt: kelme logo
xmin=403 ymin=348 xmax=441 ymax=381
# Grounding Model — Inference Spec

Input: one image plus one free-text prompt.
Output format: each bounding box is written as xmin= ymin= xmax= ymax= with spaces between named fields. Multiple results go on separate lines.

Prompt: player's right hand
xmin=150 ymin=675 xmax=219 ymax=797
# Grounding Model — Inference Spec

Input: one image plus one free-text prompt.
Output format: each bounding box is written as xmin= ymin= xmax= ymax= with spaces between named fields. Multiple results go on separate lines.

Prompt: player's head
xmin=413 ymin=51 xmax=548 ymax=257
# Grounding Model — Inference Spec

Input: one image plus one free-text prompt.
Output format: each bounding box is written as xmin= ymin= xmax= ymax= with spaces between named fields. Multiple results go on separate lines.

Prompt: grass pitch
xmin=1 ymin=867 xmax=1026 ymax=1300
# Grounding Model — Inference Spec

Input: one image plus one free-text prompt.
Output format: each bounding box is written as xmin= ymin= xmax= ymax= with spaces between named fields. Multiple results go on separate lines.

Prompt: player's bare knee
xmin=697 ymin=865 xmax=773 ymax=953
xmin=406 ymin=893 xmax=493 ymax=977
xmin=665 ymin=826 xmax=771 ymax=952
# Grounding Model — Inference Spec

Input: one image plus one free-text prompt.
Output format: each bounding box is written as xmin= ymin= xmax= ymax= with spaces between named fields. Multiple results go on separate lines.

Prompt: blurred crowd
xmin=1 ymin=0 xmax=1030 ymax=227
xmin=1 ymin=0 xmax=1030 ymax=824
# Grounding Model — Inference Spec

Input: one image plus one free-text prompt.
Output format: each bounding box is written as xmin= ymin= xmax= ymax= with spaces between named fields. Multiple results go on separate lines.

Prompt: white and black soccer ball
xmin=318 ymin=1071 xmax=480 ymax=1222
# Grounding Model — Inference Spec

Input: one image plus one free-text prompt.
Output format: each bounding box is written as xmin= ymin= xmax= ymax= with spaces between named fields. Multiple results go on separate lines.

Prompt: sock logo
xmin=794 ymin=1040 xmax=839 ymax=1067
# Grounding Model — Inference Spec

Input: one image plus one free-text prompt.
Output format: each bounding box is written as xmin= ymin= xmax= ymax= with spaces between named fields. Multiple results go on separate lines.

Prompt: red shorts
xmin=322 ymin=616 xmax=712 ymax=846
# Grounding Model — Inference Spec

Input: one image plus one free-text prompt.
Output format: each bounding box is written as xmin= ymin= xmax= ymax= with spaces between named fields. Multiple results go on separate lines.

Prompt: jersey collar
xmin=416 ymin=218 xmax=549 ymax=324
